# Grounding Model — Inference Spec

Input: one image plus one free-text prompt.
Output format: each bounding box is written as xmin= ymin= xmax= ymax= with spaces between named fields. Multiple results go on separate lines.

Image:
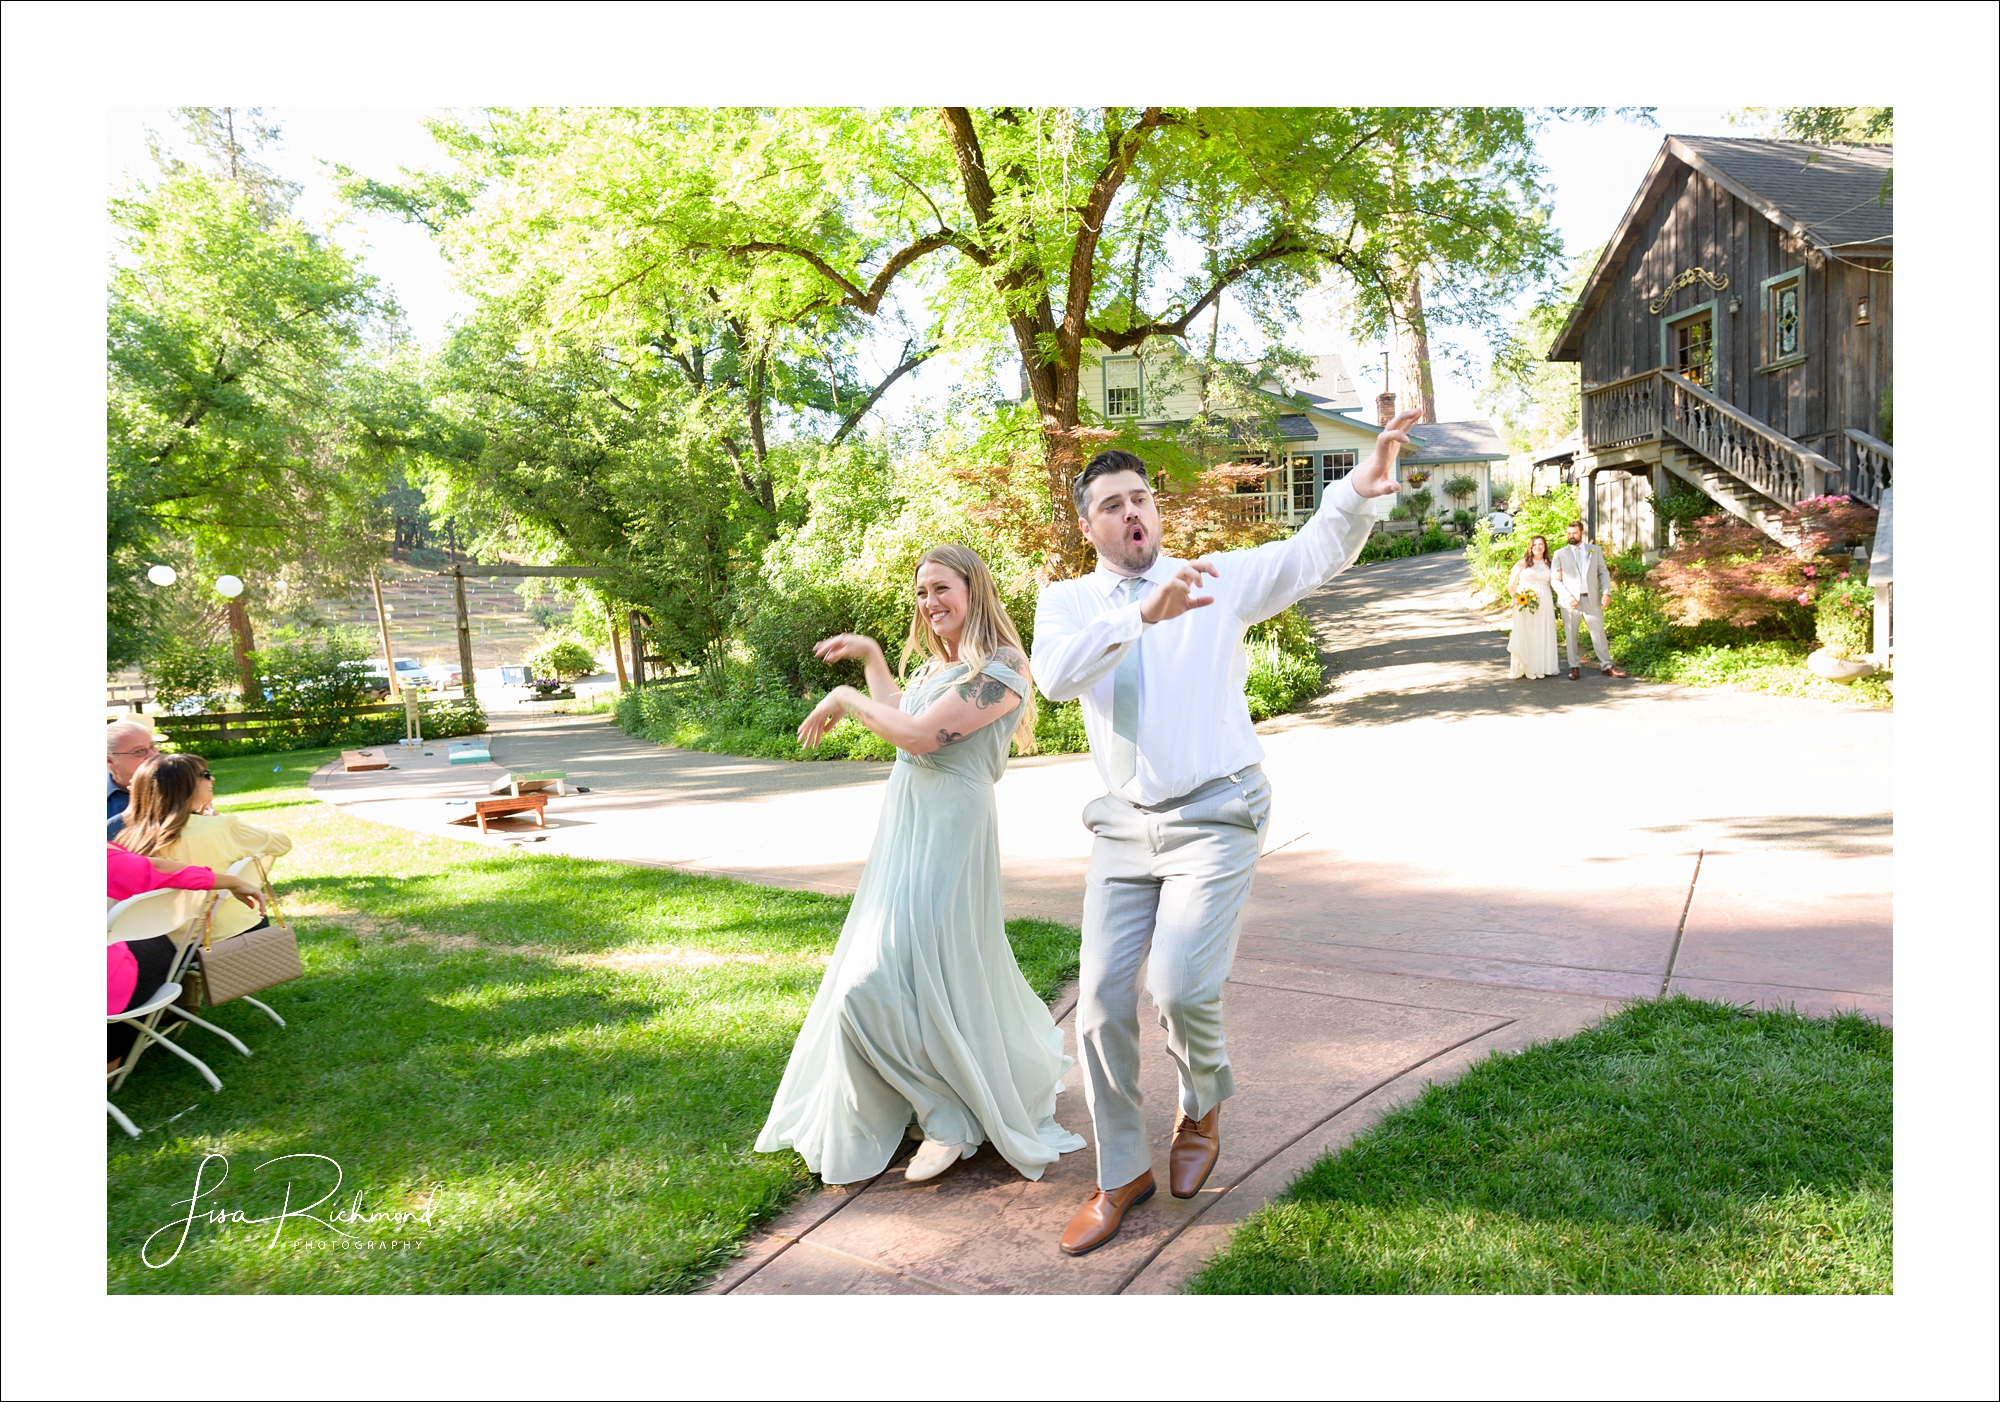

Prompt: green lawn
xmin=1187 ymin=998 xmax=1891 ymax=1295
xmin=108 ymin=747 xmax=1079 ymax=1294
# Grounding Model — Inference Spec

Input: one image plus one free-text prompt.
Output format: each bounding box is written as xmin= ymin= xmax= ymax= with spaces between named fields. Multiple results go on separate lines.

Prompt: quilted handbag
xmin=197 ymin=873 xmax=304 ymax=1006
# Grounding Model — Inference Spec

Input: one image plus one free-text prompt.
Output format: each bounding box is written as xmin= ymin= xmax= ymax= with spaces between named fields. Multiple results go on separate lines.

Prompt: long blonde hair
xmin=900 ymin=544 xmax=1038 ymax=754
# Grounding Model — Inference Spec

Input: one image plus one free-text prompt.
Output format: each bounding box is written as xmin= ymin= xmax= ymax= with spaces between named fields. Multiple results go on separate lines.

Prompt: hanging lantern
xmin=146 ymin=565 xmax=178 ymax=587
xmin=215 ymin=575 xmax=245 ymax=598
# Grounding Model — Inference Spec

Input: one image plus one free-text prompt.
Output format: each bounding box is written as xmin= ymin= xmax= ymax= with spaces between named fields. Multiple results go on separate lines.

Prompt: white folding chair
xmin=106 ymin=888 xmax=251 ymax=1125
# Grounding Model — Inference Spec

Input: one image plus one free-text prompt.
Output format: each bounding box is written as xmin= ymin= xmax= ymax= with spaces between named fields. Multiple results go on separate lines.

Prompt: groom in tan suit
xmin=1553 ymin=519 xmax=1626 ymax=681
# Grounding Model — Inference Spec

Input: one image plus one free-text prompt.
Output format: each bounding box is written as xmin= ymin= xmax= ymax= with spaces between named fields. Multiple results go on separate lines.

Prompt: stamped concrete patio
xmin=312 ymin=550 xmax=1892 ymax=1295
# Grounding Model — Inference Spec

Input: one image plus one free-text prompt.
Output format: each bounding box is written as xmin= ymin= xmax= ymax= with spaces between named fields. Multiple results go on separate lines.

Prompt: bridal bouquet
xmin=1513 ymin=589 xmax=1539 ymax=612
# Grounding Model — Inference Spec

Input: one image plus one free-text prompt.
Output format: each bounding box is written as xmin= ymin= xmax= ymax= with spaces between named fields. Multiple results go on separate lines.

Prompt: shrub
xmin=1815 ymin=575 xmax=1874 ymax=659
xmin=1034 ymin=698 xmax=1088 ymax=755
xmin=1607 ymin=544 xmax=1649 ymax=583
xmin=1387 ymin=504 xmax=1411 ymax=522
xmin=1246 ymin=603 xmax=1316 ymax=659
xmin=1405 ymin=488 xmax=1435 ymax=524
xmin=1652 ymin=513 xmax=1814 ymax=635
xmin=1655 ymin=481 xmax=1718 ymax=538
xmin=1243 ymin=638 xmax=1323 ymax=721
xmin=1417 ymin=524 xmax=1457 ymax=553
xmin=253 ymin=631 xmax=376 ymax=738
xmin=1466 ymin=483 xmax=1581 ymax=598
xmin=1441 ymin=474 xmax=1480 ymax=507
xmin=1450 ymin=508 xmax=1476 ymax=534
xmin=1358 ymin=532 xmax=1421 ymax=564
xmin=144 ymin=636 xmax=236 ymax=712
xmin=526 ymin=635 xmax=599 ymax=681
xmin=168 ymin=698 xmax=487 ymax=758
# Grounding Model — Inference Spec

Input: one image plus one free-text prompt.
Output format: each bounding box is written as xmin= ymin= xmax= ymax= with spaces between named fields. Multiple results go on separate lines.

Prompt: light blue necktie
xmin=1109 ymin=578 xmax=1146 ymax=788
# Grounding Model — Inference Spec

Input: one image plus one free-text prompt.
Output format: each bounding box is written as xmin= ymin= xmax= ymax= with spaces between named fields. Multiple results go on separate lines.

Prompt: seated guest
xmin=106 ymin=843 xmax=263 ymax=1069
xmin=115 ymin=753 xmax=292 ymax=946
xmin=106 ymin=720 xmax=161 ymax=841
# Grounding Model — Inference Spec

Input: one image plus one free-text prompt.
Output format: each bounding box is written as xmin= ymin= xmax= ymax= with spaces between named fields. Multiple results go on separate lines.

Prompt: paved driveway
xmin=312 ymin=549 xmax=1892 ymax=1294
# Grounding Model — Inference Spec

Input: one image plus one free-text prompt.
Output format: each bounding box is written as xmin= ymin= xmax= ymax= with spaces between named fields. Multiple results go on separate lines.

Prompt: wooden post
xmin=370 ymin=567 xmax=398 ymax=696
xmin=226 ymin=596 xmax=258 ymax=701
xmin=453 ymin=568 xmax=478 ymax=703
xmin=608 ymin=602 xmax=629 ymax=692
xmin=628 ymin=610 xmax=645 ymax=687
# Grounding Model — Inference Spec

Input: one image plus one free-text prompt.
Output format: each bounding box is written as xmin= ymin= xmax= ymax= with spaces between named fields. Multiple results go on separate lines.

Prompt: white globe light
xmin=146 ymin=565 xmax=178 ymax=587
xmin=215 ymin=575 xmax=245 ymax=598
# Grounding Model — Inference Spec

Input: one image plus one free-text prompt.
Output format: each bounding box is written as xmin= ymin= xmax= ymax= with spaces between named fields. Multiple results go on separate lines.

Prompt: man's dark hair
xmin=1072 ymin=450 xmax=1150 ymax=518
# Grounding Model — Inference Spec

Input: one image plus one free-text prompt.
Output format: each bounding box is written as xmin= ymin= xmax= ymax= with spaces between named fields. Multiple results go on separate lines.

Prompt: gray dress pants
xmin=1563 ymin=603 xmax=1611 ymax=670
xmin=1076 ymin=766 xmax=1271 ymax=1190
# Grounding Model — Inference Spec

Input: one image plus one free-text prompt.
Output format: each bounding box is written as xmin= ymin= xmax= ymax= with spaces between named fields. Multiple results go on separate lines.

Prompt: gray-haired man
xmin=1031 ymin=412 xmax=1417 ymax=1255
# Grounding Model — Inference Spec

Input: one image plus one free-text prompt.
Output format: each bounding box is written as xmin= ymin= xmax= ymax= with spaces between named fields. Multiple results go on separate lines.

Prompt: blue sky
xmin=110 ymin=106 xmax=1764 ymax=429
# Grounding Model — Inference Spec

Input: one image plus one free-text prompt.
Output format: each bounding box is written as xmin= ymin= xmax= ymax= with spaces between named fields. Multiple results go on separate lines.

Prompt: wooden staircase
xmin=1581 ymin=369 xmax=1892 ymax=551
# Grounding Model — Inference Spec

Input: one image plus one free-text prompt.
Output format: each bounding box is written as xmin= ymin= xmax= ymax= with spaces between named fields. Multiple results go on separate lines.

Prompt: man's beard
xmin=1101 ymin=525 xmax=1160 ymax=575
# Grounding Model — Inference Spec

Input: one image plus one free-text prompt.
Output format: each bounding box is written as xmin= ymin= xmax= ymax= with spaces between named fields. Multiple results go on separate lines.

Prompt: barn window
xmin=1762 ymin=269 xmax=1805 ymax=365
xmin=1103 ymin=357 xmax=1142 ymax=417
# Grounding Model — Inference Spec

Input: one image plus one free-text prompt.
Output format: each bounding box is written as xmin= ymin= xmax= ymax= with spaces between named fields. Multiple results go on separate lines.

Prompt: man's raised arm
xmin=1228 ymin=410 xmax=1421 ymax=621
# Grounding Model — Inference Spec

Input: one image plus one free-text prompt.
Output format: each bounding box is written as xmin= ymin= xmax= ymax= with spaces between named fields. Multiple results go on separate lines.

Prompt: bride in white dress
xmin=1507 ymin=534 xmax=1560 ymax=680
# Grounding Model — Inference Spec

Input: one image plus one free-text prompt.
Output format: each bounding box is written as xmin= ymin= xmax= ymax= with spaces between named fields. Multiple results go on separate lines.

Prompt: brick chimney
xmin=1376 ymin=389 xmax=1397 ymax=426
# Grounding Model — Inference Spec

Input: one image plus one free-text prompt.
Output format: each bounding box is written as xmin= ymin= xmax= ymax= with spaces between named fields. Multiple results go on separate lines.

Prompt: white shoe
xmin=904 ymin=1138 xmax=962 ymax=1182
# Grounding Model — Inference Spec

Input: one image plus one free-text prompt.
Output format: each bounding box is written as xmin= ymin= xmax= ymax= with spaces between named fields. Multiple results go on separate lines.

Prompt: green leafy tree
xmin=525 ymin=635 xmax=600 ymax=681
xmin=363 ymin=106 xmax=1564 ymax=576
xmin=1481 ymin=244 xmax=1601 ymax=453
xmin=108 ymin=109 xmax=405 ymax=672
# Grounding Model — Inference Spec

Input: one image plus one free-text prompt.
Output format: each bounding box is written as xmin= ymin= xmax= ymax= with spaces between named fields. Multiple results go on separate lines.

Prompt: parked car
xmin=424 ymin=661 xmax=463 ymax=692
xmin=363 ymin=657 xmax=429 ymax=692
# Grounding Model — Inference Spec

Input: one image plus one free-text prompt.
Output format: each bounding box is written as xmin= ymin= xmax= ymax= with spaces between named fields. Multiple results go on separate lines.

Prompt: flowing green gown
xmin=755 ymin=656 xmax=1087 ymax=1184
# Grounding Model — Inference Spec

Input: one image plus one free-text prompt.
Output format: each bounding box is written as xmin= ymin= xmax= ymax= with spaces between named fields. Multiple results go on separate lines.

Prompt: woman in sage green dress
xmin=755 ymin=544 xmax=1087 ymax=1186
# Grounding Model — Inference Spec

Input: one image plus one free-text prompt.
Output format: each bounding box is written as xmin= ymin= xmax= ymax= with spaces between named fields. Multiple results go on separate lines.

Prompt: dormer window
xmin=1103 ymin=356 xmax=1142 ymax=418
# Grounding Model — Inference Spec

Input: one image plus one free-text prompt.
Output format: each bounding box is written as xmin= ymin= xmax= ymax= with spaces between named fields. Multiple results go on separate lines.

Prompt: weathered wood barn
xmin=1549 ymin=134 xmax=1892 ymax=554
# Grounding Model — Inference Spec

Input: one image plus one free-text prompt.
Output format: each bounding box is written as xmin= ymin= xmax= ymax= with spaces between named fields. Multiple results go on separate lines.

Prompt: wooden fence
xmin=156 ymin=702 xmax=405 ymax=746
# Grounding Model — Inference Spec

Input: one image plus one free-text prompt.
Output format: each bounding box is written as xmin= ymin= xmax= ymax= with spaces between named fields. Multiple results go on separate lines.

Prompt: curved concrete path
xmin=311 ymin=550 xmax=1891 ymax=1295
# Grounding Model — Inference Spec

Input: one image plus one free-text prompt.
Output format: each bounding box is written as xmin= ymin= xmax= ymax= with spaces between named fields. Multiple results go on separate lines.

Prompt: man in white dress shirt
xmin=1032 ymin=411 xmax=1419 ymax=1255
xmin=1553 ymin=518 xmax=1627 ymax=681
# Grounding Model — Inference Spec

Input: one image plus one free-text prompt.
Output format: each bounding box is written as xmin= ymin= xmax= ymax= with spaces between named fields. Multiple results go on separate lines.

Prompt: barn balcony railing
xmin=1582 ymin=369 xmax=1847 ymax=511
xmin=1833 ymin=428 xmax=1893 ymax=508
xmin=1579 ymin=370 xmax=1662 ymax=451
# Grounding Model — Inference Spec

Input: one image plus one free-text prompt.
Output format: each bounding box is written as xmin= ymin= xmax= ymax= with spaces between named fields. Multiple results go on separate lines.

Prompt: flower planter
xmin=1805 ymin=649 xmax=1877 ymax=683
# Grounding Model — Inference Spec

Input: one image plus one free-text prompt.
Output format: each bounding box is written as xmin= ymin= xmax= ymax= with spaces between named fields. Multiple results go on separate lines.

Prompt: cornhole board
xmin=447 ymin=741 xmax=492 ymax=765
xmin=446 ymin=794 xmax=549 ymax=834
xmin=341 ymin=749 xmax=392 ymax=772
xmin=489 ymin=769 xmax=566 ymax=797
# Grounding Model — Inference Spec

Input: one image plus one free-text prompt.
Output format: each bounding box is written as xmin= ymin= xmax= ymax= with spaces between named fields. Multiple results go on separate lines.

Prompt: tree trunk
xmin=453 ymin=570 xmax=478 ymax=703
xmin=370 ymin=567 xmax=398 ymax=696
xmin=226 ymin=596 xmax=258 ymax=700
xmin=1394 ymin=265 xmax=1439 ymax=424
xmin=608 ymin=604 xmax=629 ymax=692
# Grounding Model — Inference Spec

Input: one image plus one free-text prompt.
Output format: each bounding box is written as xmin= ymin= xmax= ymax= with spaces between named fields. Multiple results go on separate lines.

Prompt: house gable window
xmin=1103 ymin=356 xmax=1142 ymax=417
xmin=1321 ymin=450 xmax=1357 ymax=484
xmin=1661 ymin=301 xmax=1718 ymax=390
xmin=1760 ymin=269 xmax=1806 ymax=370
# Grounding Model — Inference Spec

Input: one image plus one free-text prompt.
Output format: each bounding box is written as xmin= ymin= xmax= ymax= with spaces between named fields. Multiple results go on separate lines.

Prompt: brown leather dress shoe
xmin=1601 ymin=665 xmax=1627 ymax=677
xmin=1170 ymin=1105 xmax=1221 ymax=1198
xmin=1059 ymin=1171 xmax=1155 ymax=1256
xmin=1568 ymin=667 xmax=1581 ymax=680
